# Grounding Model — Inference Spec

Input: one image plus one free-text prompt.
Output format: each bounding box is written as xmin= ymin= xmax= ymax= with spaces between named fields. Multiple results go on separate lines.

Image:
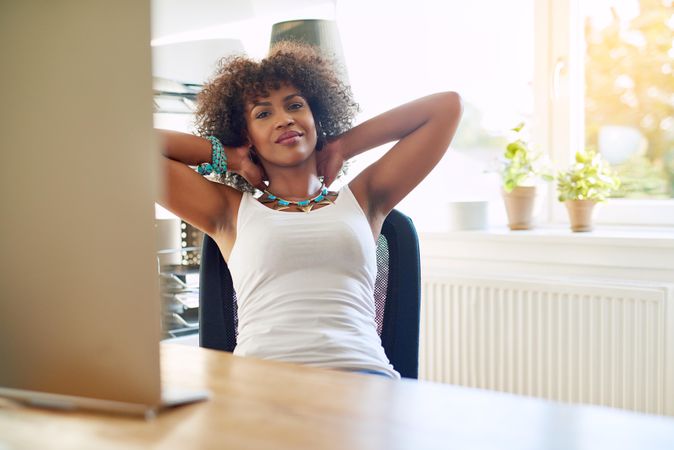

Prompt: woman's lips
xmin=277 ymin=135 xmax=301 ymax=145
xmin=275 ymin=131 xmax=302 ymax=145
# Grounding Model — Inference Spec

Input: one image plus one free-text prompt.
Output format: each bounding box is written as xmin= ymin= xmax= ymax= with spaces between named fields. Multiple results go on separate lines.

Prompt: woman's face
xmin=245 ymin=83 xmax=318 ymax=170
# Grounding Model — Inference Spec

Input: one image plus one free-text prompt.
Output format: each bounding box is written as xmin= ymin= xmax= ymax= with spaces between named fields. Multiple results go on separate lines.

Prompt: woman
xmin=159 ymin=42 xmax=462 ymax=379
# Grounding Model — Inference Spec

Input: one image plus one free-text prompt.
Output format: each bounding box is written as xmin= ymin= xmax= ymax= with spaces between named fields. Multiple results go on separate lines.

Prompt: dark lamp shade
xmin=269 ymin=19 xmax=349 ymax=85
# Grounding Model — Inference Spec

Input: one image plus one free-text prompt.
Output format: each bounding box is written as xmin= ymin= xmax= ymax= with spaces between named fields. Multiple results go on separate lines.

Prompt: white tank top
xmin=227 ymin=184 xmax=400 ymax=379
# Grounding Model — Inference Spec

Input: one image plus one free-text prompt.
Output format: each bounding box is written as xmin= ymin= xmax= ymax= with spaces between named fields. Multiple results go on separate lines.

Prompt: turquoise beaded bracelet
xmin=197 ymin=136 xmax=227 ymax=176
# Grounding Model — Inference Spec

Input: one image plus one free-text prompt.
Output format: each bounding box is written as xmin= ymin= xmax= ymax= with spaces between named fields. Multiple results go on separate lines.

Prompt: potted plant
xmin=500 ymin=123 xmax=553 ymax=230
xmin=557 ymin=149 xmax=620 ymax=232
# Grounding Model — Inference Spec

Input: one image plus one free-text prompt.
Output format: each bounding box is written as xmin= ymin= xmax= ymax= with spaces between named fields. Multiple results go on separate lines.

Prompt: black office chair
xmin=198 ymin=209 xmax=421 ymax=378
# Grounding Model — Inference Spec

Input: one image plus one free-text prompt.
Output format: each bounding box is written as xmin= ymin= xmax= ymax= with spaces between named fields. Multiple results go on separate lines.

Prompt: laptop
xmin=0 ymin=1 xmax=208 ymax=418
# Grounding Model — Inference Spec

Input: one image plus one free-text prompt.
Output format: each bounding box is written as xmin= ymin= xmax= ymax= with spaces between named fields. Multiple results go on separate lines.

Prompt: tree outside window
xmin=584 ymin=0 xmax=674 ymax=199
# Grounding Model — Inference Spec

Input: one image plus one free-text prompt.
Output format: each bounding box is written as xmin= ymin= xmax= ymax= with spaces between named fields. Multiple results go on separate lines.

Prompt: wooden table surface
xmin=1 ymin=343 xmax=674 ymax=450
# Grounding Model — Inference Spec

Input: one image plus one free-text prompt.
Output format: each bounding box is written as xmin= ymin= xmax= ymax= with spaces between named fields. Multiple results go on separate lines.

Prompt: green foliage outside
xmin=611 ymin=152 xmax=670 ymax=198
xmin=557 ymin=149 xmax=621 ymax=202
xmin=585 ymin=0 xmax=674 ymax=198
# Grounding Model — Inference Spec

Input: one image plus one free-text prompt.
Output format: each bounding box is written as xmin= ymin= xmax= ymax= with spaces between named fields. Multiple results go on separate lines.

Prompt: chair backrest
xmin=199 ymin=209 xmax=421 ymax=378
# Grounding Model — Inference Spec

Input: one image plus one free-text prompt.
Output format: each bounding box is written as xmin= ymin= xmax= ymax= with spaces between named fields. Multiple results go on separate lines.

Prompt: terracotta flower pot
xmin=564 ymin=200 xmax=597 ymax=232
xmin=502 ymin=186 xmax=537 ymax=230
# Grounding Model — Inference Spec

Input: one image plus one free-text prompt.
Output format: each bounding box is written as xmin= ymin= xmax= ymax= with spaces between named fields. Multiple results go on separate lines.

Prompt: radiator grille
xmin=419 ymin=276 xmax=671 ymax=415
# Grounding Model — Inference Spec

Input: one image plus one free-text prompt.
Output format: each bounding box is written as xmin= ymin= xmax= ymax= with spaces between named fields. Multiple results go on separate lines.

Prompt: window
xmin=545 ymin=0 xmax=674 ymax=225
xmin=585 ymin=0 xmax=673 ymax=201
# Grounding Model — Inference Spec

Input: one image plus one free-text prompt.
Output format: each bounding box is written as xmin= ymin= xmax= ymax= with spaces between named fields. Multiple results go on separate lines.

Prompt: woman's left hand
xmin=316 ymin=138 xmax=346 ymax=188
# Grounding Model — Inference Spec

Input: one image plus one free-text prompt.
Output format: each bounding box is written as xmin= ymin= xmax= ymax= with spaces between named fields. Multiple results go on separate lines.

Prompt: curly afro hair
xmin=194 ymin=41 xmax=359 ymax=192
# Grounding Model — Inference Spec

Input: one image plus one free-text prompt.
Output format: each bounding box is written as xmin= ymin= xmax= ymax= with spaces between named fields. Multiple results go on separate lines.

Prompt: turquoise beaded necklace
xmin=260 ymin=184 xmax=332 ymax=212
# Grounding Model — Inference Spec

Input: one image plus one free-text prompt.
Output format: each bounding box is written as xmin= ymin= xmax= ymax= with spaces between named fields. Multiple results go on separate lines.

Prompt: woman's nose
xmin=275 ymin=114 xmax=294 ymax=128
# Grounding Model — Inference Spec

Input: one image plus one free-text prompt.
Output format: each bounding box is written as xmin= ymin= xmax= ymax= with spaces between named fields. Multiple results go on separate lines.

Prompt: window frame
xmin=535 ymin=0 xmax=674 ymax=227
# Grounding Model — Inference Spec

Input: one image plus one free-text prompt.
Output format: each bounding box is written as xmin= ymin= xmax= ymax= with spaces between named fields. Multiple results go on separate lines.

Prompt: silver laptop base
xmin=0 ymin=386 xmax=209 ymax=419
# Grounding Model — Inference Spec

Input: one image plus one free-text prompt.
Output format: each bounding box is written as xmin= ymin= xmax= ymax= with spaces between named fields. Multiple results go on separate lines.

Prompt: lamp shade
xmin=269 ymin=19 xmax=349 ymax=85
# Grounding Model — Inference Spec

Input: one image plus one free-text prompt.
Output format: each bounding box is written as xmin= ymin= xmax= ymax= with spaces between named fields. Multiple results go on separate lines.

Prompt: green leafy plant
xmin=557 ymin=149 xmax=621 ymax=202
xmin=501 ymin=123 xmax=553 ymax=192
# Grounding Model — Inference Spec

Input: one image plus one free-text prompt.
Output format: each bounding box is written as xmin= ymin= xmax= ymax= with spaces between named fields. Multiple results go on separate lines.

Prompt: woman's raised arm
xmin=327 ymin=92 xmax=462 ymax=217
xmin=157 ymin=130 xmax=263 ymax=236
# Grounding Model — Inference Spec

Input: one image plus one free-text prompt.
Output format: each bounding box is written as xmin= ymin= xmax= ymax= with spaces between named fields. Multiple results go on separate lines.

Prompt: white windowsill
xmin=421 ymin=224 xmax=674 ymax=248
xmin=418 ymin=224 xmax=674 ymax=280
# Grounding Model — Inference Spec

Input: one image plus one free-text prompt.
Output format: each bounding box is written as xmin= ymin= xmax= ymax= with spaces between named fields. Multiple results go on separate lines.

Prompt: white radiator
xmin=419 ymin=275 xmax=674 ymax=415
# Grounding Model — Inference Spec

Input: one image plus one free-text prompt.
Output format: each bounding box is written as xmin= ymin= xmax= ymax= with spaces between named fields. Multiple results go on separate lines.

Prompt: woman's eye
xmin=288 ymin=102 xmax=303 ymax=111
xmin=255 ymin=111 xmax=270 ymax=119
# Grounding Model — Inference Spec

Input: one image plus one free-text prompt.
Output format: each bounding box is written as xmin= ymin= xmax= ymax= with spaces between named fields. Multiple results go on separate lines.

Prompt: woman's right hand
xmin=227 ymin=146 xmax=267 ymax=190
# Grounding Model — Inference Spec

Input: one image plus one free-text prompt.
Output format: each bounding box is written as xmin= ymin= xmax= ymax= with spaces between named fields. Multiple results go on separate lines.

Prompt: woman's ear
xmin=249 ymin=144 xmax=266 ymax=171
xmin=248 ymin=145 xmax=259 ymax=163
xmin=247 ymin=145 xmax=269 ymax=182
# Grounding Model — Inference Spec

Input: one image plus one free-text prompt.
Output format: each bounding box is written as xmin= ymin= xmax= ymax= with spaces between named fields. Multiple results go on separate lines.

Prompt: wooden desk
xmin=2 ymin=344 xmax=674 ymax=450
